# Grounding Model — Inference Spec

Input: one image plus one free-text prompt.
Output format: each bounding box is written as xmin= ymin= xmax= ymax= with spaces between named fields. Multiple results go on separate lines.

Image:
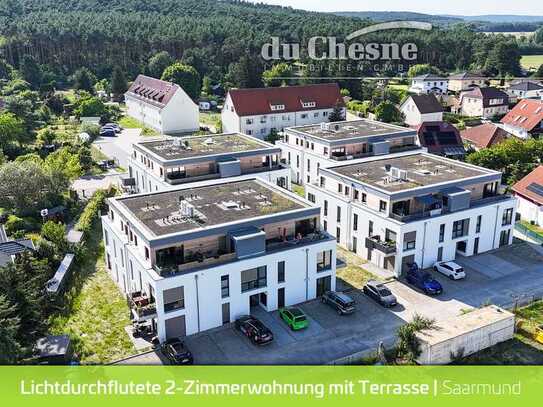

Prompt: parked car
xmin=161 ymin=338 xmax=193 ymax=365
xmin=321 ymin=291 xmax=355 ymax=315
xmin=363 ymin=280 xmax=398 ymax=307
xmin=104 ymin=123 xmax=122 ymax=133
xmin=279 ymin=307 xmax=308 ymax=331
xmin=433 ymin=261 xmax=466 ymax=280
xmin=99 ymin=127 xmax=116 ymax=137
xmin=235 ymin=315 xmax=274 ymax=345
xmin=406 ymin=265 xmax=443 ymax=295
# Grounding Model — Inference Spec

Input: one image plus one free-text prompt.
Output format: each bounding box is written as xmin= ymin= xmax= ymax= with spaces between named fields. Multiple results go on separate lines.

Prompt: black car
xmin=161 ymin=338 xmax=193 ymax=365
xmin=321 ymin=291 xmax=355 ymax=315
xmin=363 ymin=280 xmax=397 ymax=307
xmin=99 ymin=127 xmax=116 ymax=137
xmin=235 ymin=315 xmax=274 ymax=345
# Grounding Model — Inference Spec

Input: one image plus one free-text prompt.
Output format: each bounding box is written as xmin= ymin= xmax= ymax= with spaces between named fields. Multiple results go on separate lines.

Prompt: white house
xmin=512 ymin=165 xmax=543 ymax=227
xmin=447 ymin=72 xmax=486 ymax=93
xmin=460 ymin=87 xmax=509 ymax=119
xmin=101 ymin=178 xmax=336 ymax=342
xmin=277 ymin=119 xmax=421 ymax=186
xmin=500 ymin=98 xmax=543 ymax=139
xmin=408 ymin=74 xmax=448 ymax=95
xmin=305 ymin=151 xmax=516 ymax=277
xmin=507 ymin=81 xmax=543 ymax=99
xmin=127 ymin=132 xmax=291 ymax=194
xmin=125 ymin=75 xmax=199 ymax=135
xmin=400 ymin=94 xmax=444 ymax=127
xmin=221 ymin=83 xmax=345 ymax=139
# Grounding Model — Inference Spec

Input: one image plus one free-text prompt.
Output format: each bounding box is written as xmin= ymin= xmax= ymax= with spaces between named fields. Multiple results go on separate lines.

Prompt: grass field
xmin=336 ymin=247 xmax=376 ymax=289
xmin=520 ymin=55 xmax=543 ymax=70
xmin=118 ymin=115 xmax=159 ymax=137
xmin=48 ymin=223 xmax=135 ymax=364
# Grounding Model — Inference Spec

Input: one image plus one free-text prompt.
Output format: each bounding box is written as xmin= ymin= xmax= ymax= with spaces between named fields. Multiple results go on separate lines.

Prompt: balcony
xmin=265 ymin=230 xmax=332 ymax=253
xmin=330 ymin=151 xmax=372 ymax=161
xmin=154 ymin=252 xmax=237 ymax=277
xmin=365 ymin=236 xmax=397 ymax=255
xmin=128 ymin=291 xmax=157 ymax=321
xmin=165 ymin=171 xmax=219 ymax=185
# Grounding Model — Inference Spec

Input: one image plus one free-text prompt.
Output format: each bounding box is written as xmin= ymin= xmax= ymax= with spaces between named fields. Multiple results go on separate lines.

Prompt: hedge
xmin=75 ymin=189 xmax=111 ymax=236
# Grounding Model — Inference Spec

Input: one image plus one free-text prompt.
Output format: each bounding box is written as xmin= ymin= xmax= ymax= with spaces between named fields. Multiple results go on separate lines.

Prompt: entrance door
xmin=165 ymin=315 xmax=186 ymax=339
xmin=249 ymin=293 xmax=259 ymax=307
xmin=222 ymin=303 xmax=230 ymax=325
xmin=456 ymin=240 xmax=467 ymax=254
xmin=278 ymin=288 xmax=285 ymax=308
xmin=401 ymin=255 xmax=415 ymax=275
xmin=316 ymin=276 xmax=331 ymax=297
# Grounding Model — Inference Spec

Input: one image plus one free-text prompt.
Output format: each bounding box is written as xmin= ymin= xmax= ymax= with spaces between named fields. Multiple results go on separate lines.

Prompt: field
xmin=520 ymin=55 xmax=543 ymax=70
xmin=483 ymin=32 xmax=535 ymax=39
xmin=118 ymin=115 xmax=158 ymax=137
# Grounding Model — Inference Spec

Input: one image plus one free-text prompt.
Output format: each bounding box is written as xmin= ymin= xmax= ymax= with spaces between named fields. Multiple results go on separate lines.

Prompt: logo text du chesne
xmin=261 ymin=21 xmax=432 ymax=62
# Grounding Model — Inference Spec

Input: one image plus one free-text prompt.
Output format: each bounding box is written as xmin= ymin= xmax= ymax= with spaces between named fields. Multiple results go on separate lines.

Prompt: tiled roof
xmin=408 ymin=94 xmax=444 ymax=114
xmin=500 ymin=99 xmax=543 ymax=132
xmin=512 ymin=165 xmax=543 ymax=206
xmin=125 ymin=75 xmax=180 ymax=108
xmin=460 ymin=123 xmax=509 ymax=149
xmin=448 ymin=72 xmax=484 ymax=80
xmin=508 ymin=81 xmax=543 ymax=92
xmin=227 ymin=83 xmax=344 ymax=116
xmin=413 ymin=74 xmax=447 ymax=81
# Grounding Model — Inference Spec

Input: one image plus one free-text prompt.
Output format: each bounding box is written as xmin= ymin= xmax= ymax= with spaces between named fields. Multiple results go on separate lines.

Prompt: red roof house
xmin=500 ymin=99 xmax=543 ymax=138
xmin=460 ymin=123 xmax=510 ymax=150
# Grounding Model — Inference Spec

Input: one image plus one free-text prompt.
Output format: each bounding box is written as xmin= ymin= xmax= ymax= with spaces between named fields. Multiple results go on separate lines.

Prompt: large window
xmin=502 ymin=208 xmax=513 ymax=226
xmin=379 ymin=200 xmax=387 ymax=213
xmin=163 ymin=287 xmax=185 ymax=313
xmin=221 ymin=275 xmax=229 ymax=298
xmin=353 ymin=214 xmax=358 ymax=231
xmin=439 ymin=224 xmax=445 ymax=243
xmin=241 ymin=266 xmax=267 ymax=292
xmin=324 ymin=200 xmax=328 ymax=216
xmin=337 ymin=207 xmax=341 ymax=222
xmin=403 ymin=231 xmax=416 ymax=251
xmin=317 ymin=250 xmax=333 ymax=272
xmin=278 ymin=261 xmax=285 ymax=283
xmin=452 ymin=219 xmax=470 ymax=239
xmin=500 ymin=229 xmax=511 ymax=247
xmin=476 ymin=215 xmax=482 ymax=233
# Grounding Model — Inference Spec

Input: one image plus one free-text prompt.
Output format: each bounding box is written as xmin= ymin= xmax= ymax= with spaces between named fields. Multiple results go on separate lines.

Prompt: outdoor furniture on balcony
xmin=365 ymin=236 xmax=397 ymax=255
xmin=265 ymin=230 xmax=329 ymax=252
xmin=129 ymin=292 xmax=157 ymax=321
xmin=154 ymin=252 xmax=237 ymax=276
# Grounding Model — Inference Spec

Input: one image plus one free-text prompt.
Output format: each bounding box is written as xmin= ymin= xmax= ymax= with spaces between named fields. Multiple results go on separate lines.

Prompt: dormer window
xmin=301 ymin=101 xmax=316 ymax=108
xmin=270 ymin=104 xmax=285 ymax=111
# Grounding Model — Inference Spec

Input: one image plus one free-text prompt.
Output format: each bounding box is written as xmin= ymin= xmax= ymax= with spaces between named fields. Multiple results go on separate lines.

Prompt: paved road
xmin=183 ymin=242 xmax=543 ymax=365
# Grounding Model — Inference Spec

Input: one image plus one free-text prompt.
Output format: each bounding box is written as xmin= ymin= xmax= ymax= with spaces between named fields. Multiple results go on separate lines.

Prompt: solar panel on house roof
xmin=527 ymin=182 xmax=543 ymax=197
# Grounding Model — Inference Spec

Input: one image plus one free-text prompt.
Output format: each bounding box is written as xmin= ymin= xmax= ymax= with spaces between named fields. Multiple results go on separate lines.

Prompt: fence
xmin=515 ymin=222 xmax=543 ymax=245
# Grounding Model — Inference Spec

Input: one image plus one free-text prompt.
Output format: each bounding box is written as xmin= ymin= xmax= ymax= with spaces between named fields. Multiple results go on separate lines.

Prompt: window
xmin=369 ymin=220 xmax=374 ymax=236
xmin=288 ymin=152 xmax=291 ymax=163
xmin=353 ymin=190 xmax=359 ymax=200
xmin=320 ymin=177 xmax=326 ymax=187
xmin=221 ymin=275 xmax=229 ymax=298
xmin=104 ymin=230 xmax=109 ymax=246
xmin=305 ymin=141 xmax=309 ymax=148
xmin=311 ymin=142 xmax=315 ymax=150
xmin=163 ymin=287 xmax=184 ymax=313
xmin=403 ymin=231 xmax=416 ymax=251
xmin=324 ymin=200 xmax=328 ymax=216
xmin=296 ymin=155 xmax=300 ymax=168
xmin=353 ymin=214 xmax=358 ymax=231
xmin=437 ymin=247 xmax=443 ymax=262
xmin=144 ymin=246 xmax=149 ymax=260
xmin=245 ymin=118 xmax=253 ymax=125
xmin=336 ymin=227 xmax=341 ymax=243
xmin=307 ymin=159 xmax=310 ymax=171
xmin=301 ymin=113 xmax=308 ymax=119
xmin=352 ymin=237 xmax=357 ymax=253
xmin=338 ymin=184 xmax=343 ymax=193
xmin=278 ymin=261 xmax=285 ymax=283
xmin=439 ymin=224 xmax=445 ymax=243
xmin=500 ymin=229 xmax=511 ymax=247
xmin=337 ymin=206 xmax=341 ymax=222
xmin=361 ymin=193 xmax=367 ymax=203
xmin=323 ymin=220 xmax=328 ymax=231
xmin=379 ymin=200 xmax=387 ymax=213
xmin=476 ymin=215 xmax=482 ymax=233
xmin=323 ymin=147 xmax=329 ymax=156
xmin=241 ymin=266 xmax=267 ymax=292
xmin=317 ymin=250 xmax=332 ymax=272
xmin=452 ymin=219 xmax=470 ymax=239
xmin=307 ymin=193 xmax=316 ymax=203
xmin=344 ymin=186 xmax=350 ymax=196
xmin=502 ymin=208 xmax=513 ymax=226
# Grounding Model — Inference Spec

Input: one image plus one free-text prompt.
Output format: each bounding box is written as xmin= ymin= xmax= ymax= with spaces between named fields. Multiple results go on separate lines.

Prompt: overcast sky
xmin=246 ymin=0 xmax=543 ymax=16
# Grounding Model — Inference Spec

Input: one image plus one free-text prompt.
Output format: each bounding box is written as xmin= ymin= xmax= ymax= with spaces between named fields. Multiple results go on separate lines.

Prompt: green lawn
xmin=91 ymin=145 xmax=109 ymax=162
xmin=520 ymin=220 xmax=543 ymax=236
xmin=520 ymin=55 xmax=543 ymax=70
xmin=48 ymin=223 xmax=135 ymax=364
xmin=118 ymin=115 xmax=159 ymax=137
xmin=336 ymin=247 xmax=377 ymax=289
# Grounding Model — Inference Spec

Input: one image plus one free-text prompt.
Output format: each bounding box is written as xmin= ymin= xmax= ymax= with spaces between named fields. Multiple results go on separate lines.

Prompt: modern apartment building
xmin=102 ymin=178 xmax=336 ymax=341
xmin=221 ymin=83 xmax=345 ymax=139
xmin=306 ymin=151 xmax=516 ymax=277
xmin=277 ymin=119 xmax=420 ymax=186
xmin=127 ymin=133 xmax=290 ymax=194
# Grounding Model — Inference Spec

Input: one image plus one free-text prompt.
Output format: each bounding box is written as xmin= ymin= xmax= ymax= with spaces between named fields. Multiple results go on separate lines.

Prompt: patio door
xmin=278 ymin=288 xmax=285 ymax=308
xmin=316 ymin=276 xmax=331 ymax=297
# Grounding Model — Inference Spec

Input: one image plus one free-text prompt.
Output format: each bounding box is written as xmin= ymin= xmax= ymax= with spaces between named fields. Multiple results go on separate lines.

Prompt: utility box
xmin=415 ymin=305 xmax=515 ymax=365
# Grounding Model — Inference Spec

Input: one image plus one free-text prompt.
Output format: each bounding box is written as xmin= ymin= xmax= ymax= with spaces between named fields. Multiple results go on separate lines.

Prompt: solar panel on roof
xmin=527 ymin=183 xmax=543 ymax=197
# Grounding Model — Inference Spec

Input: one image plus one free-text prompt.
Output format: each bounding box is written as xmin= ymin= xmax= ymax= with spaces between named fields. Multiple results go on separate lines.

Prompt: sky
xmin=246 ymin=0 xmax=543 ymax=16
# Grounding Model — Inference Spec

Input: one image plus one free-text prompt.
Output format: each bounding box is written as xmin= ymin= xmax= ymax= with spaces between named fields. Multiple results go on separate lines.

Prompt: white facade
xmin=400 ymin=97 xmax=443 ymax=127
xmin=101 ymin=179 xmax=336 ymax=342
xmin=222 ymin=92 xmax=338 ymax=140
xmin=409 ymin=77 xmax=448 ymax=95
xmin=305 ymin=152 xmax=516 ymax=277
xmin=125 ymin=86 xmax=199 ymax=135
xmin=515 ymin=195 xmax=543 ymax=226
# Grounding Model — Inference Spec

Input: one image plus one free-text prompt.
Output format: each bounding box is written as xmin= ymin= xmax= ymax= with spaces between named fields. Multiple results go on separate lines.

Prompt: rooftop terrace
xmin=289 ymin=119 xmax=413 ymax=142
xmin=329 ymin=153 xmax=492 ymax=193
xmin=117 ymin=179 xmax=306 ymax=237
xmin=136 ymin=133 xmax=272 ymax=161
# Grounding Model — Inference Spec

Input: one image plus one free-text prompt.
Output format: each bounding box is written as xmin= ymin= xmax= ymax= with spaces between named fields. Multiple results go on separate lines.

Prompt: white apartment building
xmin=101 ymin=178 xmax=336 ymax=341
xmin=221 ymin=83 xmax=345 ymax=139
xmin=306 ymin=151 xmax=516 ymax=277
xmin=125 ymin=75 xmax=199 ymax=135
xmin=127 ymin=133 xmax=290 ymax=194
xmin=277 ymin=119 xmax=421 ymax=186
xmin=408 ymin=74 xmax=448 ymax=95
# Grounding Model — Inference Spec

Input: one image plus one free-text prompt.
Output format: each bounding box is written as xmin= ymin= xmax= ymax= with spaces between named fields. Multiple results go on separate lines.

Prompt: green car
xmin=279 ymin=307 xmax=308 ymax=331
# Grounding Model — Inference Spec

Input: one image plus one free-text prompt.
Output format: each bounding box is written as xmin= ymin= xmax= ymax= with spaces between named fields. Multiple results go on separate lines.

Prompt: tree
xmin=264 ymin=129 xmax=280 ymax=144
xmin=72 ymin=67 xmax=95 ymax=93
xmin=396 ymin=314 xmax=436 ymax=363
xmin=74 ymin=96 xmax=107 ymax=118
xmin=45 ymin=147 xmax=84 ymax=180
xmin=484 ymin=40 xmax=521 ymax=77
xmin=41 ymin=221 xmax=67 ymax=252
xmin=0 ymin=113 xmax=25 ymax=151
xmin=225 ymin=55 xmax=262 ymax=89
xmin=111 ymin=66 xmax=127 ymax=99
xmin=202 ymin=76 xmax=212 ymax=95
xmin=535 ymin=27 xmax=543 ymax=44
xmin=262 ymin=63 xmax=292 ymax=87
xmin=35 ymin=128 xmax=56 ymax=148
xmin=407 ymin=64 xmax=440 ymax=78
xmin=0 ymin=295 xmax=23 ymax=364
xmin=374 ymin=101 xmax=403 ymax=123
xmin=77 ymin=145 xmax=93 ymax=172
xmin=19 ymin=55 xmax=42 ymax=89
xmin=0 ymin=59 xmax=13 ymax=81
xmin=533 ymin=64 xmax=543 ymax=79
xmin=147 ymin=51 xmax=174 ymax=78
xmin=161 ymin=63 xmax=201 ymax=100
xmin=328 ymin=100 xmax=346 ymax=122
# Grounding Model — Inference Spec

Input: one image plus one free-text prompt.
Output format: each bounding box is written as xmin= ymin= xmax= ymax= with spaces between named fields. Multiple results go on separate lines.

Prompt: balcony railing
xmin=265 ymin=231 xmax=332 ymax=252
xmin=154 ymin=252 xmax=237 ymax=277
xmin=128 ymin=293 xmax=157 ymax=321
xmin=365 ymin=236 xmax=397 ymax=255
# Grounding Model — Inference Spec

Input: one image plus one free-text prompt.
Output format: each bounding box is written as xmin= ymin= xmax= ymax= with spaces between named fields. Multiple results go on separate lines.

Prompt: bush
xmin=4 ymin=215 xmax=40 ymax=235
xmin=41 ymin=221 xmax=67 ymax=252
xmin=75 ymin=189 xmax=111 ymax=236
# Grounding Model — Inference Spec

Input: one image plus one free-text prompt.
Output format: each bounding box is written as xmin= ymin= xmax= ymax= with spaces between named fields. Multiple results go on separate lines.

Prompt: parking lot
xmin=179 ymin=242 xmax=543 ymax=365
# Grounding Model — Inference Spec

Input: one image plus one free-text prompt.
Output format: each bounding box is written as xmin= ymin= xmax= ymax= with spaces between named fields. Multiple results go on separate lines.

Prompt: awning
xmin=416 ymin=194 xmax=440 ymax=206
